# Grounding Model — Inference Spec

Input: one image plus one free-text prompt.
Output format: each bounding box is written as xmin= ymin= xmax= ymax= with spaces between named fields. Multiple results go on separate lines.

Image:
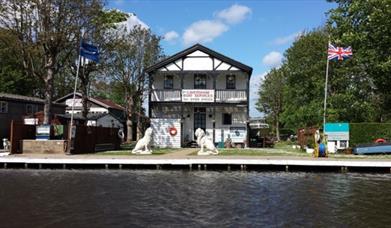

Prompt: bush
xmin=350 ymin=123 xmax=391 ymax=146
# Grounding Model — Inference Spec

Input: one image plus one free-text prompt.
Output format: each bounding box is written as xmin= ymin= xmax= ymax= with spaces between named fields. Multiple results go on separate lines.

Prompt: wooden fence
xmin=10 ymin=122 xmax=121 ymax=154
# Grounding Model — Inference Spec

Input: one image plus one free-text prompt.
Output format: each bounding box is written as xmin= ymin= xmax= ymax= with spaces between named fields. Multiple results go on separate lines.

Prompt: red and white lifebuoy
xmin=168 ymin=127 xmax=177 ymax=136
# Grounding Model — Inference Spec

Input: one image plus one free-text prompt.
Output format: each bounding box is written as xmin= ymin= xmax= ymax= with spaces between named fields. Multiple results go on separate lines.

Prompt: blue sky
xmin=108 ymin=0 xmax=336 ymax=117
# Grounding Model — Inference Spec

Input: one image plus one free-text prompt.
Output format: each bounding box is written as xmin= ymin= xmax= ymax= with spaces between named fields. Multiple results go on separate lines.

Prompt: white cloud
xmin=183 ymin=20 xmax=228 ymax=46
xmin=116 ymin=13 xmax=149 ymax=32
xmin=272 ymin=32 xmax=301 ymax=45
xmin=163 ymin=31 xmax=179 ymax=42
xmin=216 ymin=4 xmax=252 ymax=24
xmin=262 ymin=51 xmax=283 ymax=68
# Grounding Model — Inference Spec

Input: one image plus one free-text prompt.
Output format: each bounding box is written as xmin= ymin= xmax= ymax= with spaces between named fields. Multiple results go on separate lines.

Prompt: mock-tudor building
xmin=146 ymin=44 xmax=252 ymax=148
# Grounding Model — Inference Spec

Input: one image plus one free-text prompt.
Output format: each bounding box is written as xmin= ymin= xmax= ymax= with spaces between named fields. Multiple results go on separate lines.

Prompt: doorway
xmin=194 ymin=107 xmax=206 ymax=135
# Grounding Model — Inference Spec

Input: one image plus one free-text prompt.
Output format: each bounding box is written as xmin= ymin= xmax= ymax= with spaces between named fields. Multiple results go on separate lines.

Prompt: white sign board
xmin=326 ymin=132 xmax=349 ymax=141
xmin=151 ymin=118 xmax=181 ymax=148
xmin=65 ymin=98 xmax=82 ymax=107
xmin=182 ymin=89 xmax=214 ymax=102
xmin=230 ymin=127 xmax=246 ymax=143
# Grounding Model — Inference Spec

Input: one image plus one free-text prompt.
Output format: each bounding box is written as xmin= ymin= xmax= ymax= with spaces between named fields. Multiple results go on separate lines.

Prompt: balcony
xmin=151 ymin=89 xmax=247 ymax=103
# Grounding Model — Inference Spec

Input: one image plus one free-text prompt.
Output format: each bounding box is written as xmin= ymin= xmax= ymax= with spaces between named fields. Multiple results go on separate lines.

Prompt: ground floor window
xmin=222 ymin=113 xmax=232 ymax=125
xmin=0 ymin=101 xmax=8 ymax=113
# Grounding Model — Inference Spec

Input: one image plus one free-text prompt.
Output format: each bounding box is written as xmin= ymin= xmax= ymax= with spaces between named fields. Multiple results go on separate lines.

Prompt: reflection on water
xmin=0 ymin=170 xmax=390 ymax=227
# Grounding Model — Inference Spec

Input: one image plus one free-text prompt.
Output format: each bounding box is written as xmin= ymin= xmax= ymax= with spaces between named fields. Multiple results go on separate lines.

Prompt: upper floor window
xmin=26 ymin=104 xmax=37 ymax=115
xmin=164 ymin=75 xmax=174 ymax=89
xmin=226 ymin=74 xmax=236 ymax=89
xmin=0 ymin=101 xmax=8 ymax=113
xmin=194 ymin=74 xmax=206 ymax=89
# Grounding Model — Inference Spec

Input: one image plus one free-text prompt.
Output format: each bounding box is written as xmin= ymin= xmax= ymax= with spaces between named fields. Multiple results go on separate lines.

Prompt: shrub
xmin=350 ymin=123 xmax=391 ymax=146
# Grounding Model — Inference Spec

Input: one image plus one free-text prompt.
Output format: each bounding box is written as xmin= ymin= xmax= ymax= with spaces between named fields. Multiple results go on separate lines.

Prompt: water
xmin=0 ymin=170 xmax=390 ymax=227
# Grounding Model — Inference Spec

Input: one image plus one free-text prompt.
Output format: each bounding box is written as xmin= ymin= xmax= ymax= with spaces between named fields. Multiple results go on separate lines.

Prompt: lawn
xmin=93 ymin=143 xmax=180 ymax=156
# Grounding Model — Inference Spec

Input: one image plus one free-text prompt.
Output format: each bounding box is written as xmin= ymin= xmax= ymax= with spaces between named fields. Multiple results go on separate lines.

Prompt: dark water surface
xmin=0 ymin=170 xmax=390 ymax=227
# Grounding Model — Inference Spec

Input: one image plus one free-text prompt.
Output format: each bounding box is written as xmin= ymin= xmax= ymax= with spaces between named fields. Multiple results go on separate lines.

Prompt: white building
xmin=147 ymin=44 xmax=252 ymax=148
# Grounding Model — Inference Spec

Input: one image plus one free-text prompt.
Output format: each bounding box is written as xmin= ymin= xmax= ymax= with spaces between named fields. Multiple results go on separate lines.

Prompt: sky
xmin=108 ymin=0 xmax=336 ymax=117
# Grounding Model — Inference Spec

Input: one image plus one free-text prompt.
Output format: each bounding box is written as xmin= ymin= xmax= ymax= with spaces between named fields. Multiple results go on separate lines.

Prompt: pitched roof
xmin=0 ymin=93 xmax=65 ymax=106
xmin=55 ymin=92 xmax=125 ymax=111
xmin=146 ymin=43 xmax=253 ymax=74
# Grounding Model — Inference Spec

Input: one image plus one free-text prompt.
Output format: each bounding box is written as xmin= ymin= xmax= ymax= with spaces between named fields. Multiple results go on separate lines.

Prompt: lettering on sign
xmin=182 ymin=89 xmax=214 ymax=102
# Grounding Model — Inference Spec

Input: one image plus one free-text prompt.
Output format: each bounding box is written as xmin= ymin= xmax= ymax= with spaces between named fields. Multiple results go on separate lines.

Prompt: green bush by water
xmin=350 ymin=123 xmax=391 ymax=146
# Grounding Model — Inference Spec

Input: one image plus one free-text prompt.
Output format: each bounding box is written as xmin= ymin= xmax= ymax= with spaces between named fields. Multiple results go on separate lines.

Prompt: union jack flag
xmin=328 ymin=43 xmax=352 ymax=61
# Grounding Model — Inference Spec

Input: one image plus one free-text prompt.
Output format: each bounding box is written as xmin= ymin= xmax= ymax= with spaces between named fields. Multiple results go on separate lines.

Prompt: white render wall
xmin=151 ymin=118 xmax=181 ymax=148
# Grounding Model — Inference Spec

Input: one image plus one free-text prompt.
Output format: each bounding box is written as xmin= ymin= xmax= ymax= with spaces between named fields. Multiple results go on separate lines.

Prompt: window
xmin=194 ymin=74 xmax=206 ymax=89
xmin=222 ymin=113 xmax=232 ymax=125
xmin=164 ymin=75 xmax=174 ymax=89
xmin=226 ymin=74 xmax=236 ymax=89
xmin=26 ymin=104 xmax=37 ymax=115
xmin=0 ymin=101 xmax=8 ymax=113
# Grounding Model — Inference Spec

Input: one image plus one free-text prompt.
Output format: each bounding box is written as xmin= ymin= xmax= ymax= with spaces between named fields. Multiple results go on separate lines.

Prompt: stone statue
xmin=195 ymin=128 xmax=218 ymax=155
xmin=132 ymin=127 xmax=153 ymax=154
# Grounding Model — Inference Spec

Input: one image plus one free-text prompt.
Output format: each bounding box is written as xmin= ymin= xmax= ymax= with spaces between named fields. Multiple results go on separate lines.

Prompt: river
xmin=0 ymin=170 xmax=390 ymax=227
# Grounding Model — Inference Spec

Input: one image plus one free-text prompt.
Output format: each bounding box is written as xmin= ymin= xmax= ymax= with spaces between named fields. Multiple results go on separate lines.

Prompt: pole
xmin=67 ymin=54 xmax=81 ymax=154
xmin=323 ymin=41 xmax=330 ymax=130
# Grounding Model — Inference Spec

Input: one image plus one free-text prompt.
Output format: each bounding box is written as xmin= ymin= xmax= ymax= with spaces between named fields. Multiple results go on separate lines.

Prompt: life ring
xmin=118 ymin=129 xmax=125 ymax=139
xmin=375 ymin=138 xmax=386 ymax=143
xmin=168 ymin=127 xmax=177 ymax=136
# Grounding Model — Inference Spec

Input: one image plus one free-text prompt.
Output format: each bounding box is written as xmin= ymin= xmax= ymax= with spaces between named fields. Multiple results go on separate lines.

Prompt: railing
xmin=150 ymin=89 xmax=247 ymax=102
xmin=151 ymin=89 xmax=181 ymax=102
xmin=215 ymin=90 xmax=247 ymax=102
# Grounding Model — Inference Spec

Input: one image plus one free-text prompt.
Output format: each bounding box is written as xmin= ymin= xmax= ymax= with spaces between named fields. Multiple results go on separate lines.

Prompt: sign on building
xmin=182 ymin=89 xmax=214 ymax=102
xmin=324 ymin=122 xmax=349 ymax=153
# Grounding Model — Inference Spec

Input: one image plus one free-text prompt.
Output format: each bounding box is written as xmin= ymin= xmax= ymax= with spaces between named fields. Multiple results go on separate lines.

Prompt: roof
xmin=57 ymin=112 xmax=111 ymax=120
xmin=0 ymin=93 xmax=65 ymax=106
xmin=146 ymin=43 xmax=253 ymax=75
xmin=55 ymin=92 xmax=125 ymax=111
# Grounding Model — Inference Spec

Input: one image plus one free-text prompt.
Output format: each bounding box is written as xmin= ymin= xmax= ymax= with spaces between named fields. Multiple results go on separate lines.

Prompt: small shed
xmin=324 ymin=122 xmax=349 ymax=153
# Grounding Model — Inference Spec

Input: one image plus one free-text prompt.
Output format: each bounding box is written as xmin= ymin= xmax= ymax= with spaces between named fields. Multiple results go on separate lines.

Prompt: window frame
xmin=164 ymin=75 xmax=174 ymax=89
xmin=194 ymin=74 xmax=207 ymax=89
xmin=0 ymin=101 xmax=8 ymax=113
xmin=226 ymin=74 xmax=236 ymax=89
xmin=25 ymin=104 xmax=37 ymax=115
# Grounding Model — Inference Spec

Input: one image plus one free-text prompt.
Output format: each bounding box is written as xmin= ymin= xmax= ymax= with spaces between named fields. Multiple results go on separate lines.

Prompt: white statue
xmin=132 ymin=127 xmax=153 ymax=154
xmin=2 ymin=138 xmax=10 ymax=151
xmin=195 ymin=128 xmax=218 ymax=155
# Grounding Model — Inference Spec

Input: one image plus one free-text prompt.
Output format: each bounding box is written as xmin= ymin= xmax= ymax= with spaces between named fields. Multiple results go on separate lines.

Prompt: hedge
xmin=350 ymin=123 xmax=391 ymax=146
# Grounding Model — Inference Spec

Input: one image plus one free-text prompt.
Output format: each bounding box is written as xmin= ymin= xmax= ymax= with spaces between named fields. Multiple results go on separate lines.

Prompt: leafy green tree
xmin=256 ymin=68 xmax=285 ymax=140
xmin=104 ymin=26 xmax=163 ymax=141
xmin=327 ymin=0 xmax=391 ymax=121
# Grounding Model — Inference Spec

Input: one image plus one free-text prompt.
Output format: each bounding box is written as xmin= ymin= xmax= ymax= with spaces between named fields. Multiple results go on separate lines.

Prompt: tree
xmin=327 ymin=0 xmax=391 ymax=121
xmin=105 ymin=25 xmax=162 ymax=141
xmin=256 ymin=68 xmax=285 ymax=140
xmin=0 ymin=0 xmax=103 ymax=124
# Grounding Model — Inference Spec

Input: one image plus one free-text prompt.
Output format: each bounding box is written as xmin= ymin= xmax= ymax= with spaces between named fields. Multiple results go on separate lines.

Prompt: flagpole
xmin=67 ymin=30 xmax=84 ymax=154
xmin=323 ymin=40 xmax=330 ymax=130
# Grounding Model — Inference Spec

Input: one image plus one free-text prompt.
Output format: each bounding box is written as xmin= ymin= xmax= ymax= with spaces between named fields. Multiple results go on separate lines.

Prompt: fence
xmin=10 ymin=122 xmax=121 ymax=154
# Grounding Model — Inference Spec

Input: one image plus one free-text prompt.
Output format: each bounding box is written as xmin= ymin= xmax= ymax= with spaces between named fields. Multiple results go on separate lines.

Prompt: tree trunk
xmin=136 ymin=113 xmax=142 ymax=140
xmin=275 ymin=115 xmax=280 ymax=141
xmin=43 ymin=57 xmax=54 ymax=125
xmin=126 ymin=117 xmax=133 ymax=142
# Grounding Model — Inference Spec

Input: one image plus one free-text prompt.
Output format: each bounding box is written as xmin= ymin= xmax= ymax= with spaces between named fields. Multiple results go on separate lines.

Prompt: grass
xmin=92 ymin=142 xmax=180 ymax=156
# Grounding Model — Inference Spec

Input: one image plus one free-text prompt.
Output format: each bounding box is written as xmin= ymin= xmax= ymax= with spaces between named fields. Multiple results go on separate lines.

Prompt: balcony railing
xmin=151 ymin=89 xmax=181 ymax=102
xmin=215 ymin=90 xmax=247 ymax=103
xmin=151 ymin=89 xmax=247 ymax=103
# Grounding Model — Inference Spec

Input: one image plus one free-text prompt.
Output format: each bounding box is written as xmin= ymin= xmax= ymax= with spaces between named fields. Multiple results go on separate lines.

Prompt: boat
xmin=353 ymin=143 xmax=391 ymax=155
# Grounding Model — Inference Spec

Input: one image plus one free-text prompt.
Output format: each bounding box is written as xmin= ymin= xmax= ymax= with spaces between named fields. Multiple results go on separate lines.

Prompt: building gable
xmin=146 ymin=44 xmax=252 ymax=74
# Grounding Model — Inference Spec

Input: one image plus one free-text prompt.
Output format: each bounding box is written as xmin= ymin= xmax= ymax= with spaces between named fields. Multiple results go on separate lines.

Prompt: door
xmin=194 ymin=107 xmax=206 ymax=136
